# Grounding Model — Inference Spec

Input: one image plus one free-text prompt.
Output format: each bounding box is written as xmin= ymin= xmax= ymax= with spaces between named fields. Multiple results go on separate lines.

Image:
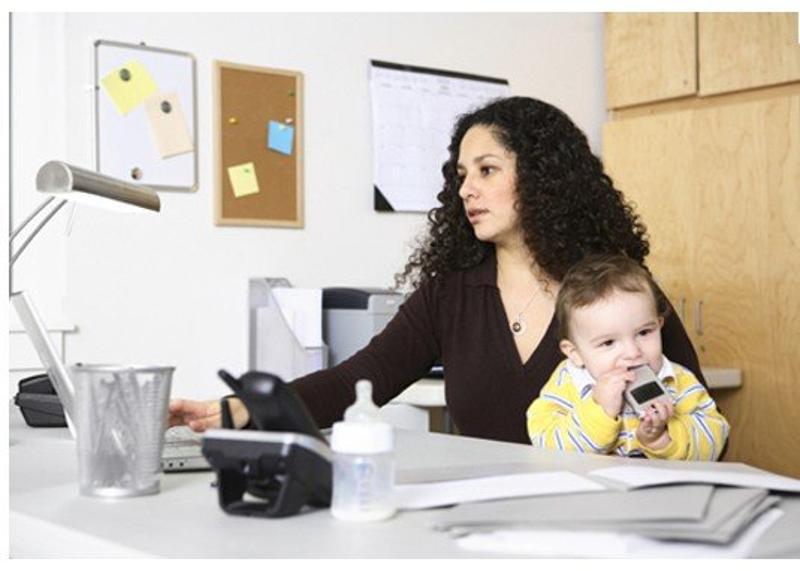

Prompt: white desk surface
xmin=394 ymin=367 xmax=742 ymax=408
xmin=9 ymin=405 xmax=799 ymax=558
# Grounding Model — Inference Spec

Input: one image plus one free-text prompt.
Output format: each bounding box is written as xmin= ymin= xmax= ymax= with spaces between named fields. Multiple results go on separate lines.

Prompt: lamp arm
xmin=9 ymin=198 xmax=68 ymax=268
xmin=9 ymin=196 xmax=57 ymax=240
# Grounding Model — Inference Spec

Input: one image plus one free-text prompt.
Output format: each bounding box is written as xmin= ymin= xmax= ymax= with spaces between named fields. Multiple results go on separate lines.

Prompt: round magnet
xmin=160 ymin=100 xmax=172 ymax=114
xmin=131 ymin=167 xmax=143 ymax=180
xmin=119 ymin=68 xmax=131 ymax=81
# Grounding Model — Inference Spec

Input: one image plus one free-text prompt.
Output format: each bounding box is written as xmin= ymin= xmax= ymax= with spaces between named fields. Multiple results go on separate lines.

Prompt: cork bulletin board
xmin=214 ymin=61 xmax=304 ymax=227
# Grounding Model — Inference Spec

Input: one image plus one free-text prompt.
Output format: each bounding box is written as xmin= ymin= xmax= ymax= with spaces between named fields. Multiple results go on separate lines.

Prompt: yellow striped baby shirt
xmin=526 ymin=358 xmax=730 ymax=460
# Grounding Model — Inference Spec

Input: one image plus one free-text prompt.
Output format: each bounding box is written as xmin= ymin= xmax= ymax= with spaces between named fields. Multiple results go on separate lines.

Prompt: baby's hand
xmin=636 ymin=399 xmax=674 ymax=448
xmin=592 ymin=367 xmax=635 ymax=419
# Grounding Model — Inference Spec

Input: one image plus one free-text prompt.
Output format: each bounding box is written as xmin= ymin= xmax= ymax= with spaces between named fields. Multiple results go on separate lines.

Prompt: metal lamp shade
xmin=36 ymin=161 xmax=160 ymax=212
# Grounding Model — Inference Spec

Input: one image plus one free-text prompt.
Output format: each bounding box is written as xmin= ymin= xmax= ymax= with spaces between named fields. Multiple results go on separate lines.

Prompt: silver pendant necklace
xmin=510 ymin=291 xmax=538 ymax=336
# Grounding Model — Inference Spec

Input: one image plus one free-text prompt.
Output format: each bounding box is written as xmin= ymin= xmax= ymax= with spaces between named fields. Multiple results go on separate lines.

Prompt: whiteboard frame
xmin=94 ymin=39 xmax=199 ymax=192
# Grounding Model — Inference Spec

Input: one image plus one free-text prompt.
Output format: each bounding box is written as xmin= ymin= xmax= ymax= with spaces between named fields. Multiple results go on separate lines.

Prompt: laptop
xmin=10 ymin=291 xmax=209 ymax=472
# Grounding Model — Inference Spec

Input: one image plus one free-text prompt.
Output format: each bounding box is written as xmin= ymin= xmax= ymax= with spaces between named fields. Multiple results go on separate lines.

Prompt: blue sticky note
xmin=268 ymin=121 xmax=294 ymax=155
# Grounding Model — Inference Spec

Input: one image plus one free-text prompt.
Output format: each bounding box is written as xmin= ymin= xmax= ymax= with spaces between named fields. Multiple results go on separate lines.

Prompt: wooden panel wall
xmin=604 ymin=97 xmax=800 ymax=477
xmin=602 ymin=111 xmax=696 ymax=311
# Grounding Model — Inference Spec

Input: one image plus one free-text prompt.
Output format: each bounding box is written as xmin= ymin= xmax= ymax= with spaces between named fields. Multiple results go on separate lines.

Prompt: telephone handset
xmin=624 ymin=364 xmax=671 ymax=416
xmin=216 ymin=369 xmax=324 ymax=439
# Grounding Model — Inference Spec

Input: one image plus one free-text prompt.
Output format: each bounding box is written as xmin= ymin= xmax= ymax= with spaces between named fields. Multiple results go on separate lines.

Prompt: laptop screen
xmin=11 ymin=291 xmax=77 ymax=436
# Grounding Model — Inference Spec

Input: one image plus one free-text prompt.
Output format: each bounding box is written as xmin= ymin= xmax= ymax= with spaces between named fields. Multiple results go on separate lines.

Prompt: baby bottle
xmin=330 ymin=380 xmax=396 ymax=521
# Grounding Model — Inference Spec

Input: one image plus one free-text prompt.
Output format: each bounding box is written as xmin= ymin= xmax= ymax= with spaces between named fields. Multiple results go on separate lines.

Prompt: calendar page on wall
xmin=369 ymin=60 xmax=510 ymax=213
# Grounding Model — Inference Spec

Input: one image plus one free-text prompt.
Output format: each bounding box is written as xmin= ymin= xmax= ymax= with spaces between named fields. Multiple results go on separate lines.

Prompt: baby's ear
xmin=559 ymin=339 xmax=585 ymax=368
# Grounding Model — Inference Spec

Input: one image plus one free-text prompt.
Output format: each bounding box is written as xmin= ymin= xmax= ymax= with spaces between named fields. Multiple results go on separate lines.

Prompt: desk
xmin=9 ymin=407 xmax=799 ymax=558
xmin=394 ymin=368 xmax=743 ymax=410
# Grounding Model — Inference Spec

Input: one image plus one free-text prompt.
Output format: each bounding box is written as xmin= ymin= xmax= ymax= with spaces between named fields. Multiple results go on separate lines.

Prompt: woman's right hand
xmin=168 ymin=397 xmax=250 ymax=431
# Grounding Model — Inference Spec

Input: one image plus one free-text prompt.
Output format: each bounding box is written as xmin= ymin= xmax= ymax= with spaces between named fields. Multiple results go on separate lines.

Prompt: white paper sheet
xmin=590 ymin=466 xmax=800 ymax=493
xmin=394 ymin=471 xmax=605 ymax=510
xmin=370 ymin=62 xmax=511 ymax=212
xmin=455 ymin=508 xmax=784 ymax=558
xmin=270 ymin=287 xmax=323 ymax=348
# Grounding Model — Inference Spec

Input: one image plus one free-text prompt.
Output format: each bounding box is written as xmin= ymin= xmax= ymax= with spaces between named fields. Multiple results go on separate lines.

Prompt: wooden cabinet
xmin=603 ymin=96 xmax=800 ymax=477
xmin=699 ymin=13 xmax=800 ymax=96
xmin=606 ymin=13 xmax=800 ymax=109
xmin=605 ymin=13 xmax=697 ymax=108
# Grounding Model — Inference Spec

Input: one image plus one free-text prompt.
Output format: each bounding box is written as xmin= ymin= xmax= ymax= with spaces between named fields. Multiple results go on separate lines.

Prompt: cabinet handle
xmin=694 ymin=300 xmax=703 ymax=336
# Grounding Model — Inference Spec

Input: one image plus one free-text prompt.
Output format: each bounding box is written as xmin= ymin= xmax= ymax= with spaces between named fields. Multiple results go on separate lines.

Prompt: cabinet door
xmin=603 ymin=96 xmax=800 ymax=476
xmin=699 ymin=13 xmax=800 ymax=96
xmin=602 ymin=110 xmax=697 ymax=341
xmin=605 ymin=13 xmax=697 ymax=109
xmin=694 ymin=96 xmax=800 ymax=477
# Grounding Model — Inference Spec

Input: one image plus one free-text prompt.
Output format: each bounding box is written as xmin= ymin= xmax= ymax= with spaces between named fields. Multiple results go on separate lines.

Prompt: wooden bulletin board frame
xmin=214 ymin=61 xmax=304 ymax=227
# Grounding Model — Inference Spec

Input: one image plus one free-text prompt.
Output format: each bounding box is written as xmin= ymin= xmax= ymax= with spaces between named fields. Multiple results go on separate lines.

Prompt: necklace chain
xmin=510 ymin=290 xmax=538 ymax=336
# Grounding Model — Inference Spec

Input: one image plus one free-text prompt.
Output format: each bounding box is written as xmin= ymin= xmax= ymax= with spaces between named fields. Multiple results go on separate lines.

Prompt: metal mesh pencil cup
xmin=71 ymin=364 xmax=173 ymax=498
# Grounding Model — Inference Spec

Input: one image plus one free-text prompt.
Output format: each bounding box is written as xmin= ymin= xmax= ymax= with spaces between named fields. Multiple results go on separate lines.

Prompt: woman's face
xmin=456 ymin=125 xmax=520 ymax=246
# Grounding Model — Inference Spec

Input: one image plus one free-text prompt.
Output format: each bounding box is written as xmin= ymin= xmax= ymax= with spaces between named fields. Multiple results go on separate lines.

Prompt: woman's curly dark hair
xmin=396 ymin=96 xmax=649 ymax=289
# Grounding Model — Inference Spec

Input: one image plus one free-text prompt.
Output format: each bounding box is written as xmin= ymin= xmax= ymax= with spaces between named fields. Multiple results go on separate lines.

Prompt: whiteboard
xmin=94 ymin=40 xmax=198 ymax=191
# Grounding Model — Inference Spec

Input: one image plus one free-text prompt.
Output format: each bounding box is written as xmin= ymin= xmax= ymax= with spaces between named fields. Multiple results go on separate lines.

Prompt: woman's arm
xmin=169 ymin=281 xmax=443 ymax=432
xmin=292 ymin=281 xmax=442 ymax=428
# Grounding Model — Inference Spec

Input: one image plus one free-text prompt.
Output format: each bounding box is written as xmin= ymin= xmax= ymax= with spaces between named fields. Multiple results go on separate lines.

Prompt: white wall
xmin=10 ymin=14 xmax=70 ymax=326
xmin=10 ymin=12 xmax=606 ymax=399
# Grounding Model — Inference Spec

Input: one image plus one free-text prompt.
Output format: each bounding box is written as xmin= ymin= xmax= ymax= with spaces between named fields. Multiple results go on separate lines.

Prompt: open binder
xmin=248 ymin=278 xmax=328 ymax=383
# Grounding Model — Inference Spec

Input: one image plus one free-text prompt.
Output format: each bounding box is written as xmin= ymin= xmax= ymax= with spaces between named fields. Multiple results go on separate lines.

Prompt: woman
xmin=170 ymin=96 xmax=704 ymax=444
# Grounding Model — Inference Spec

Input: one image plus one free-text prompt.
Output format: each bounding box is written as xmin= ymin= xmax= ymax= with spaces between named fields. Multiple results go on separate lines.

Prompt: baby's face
xmin=564 ymin=288 xmax=664 ymax=380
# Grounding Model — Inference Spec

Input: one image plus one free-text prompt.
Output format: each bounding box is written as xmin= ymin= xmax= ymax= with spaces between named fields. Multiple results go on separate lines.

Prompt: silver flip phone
xmin=624 ymin=364 xmax=670 ymax=415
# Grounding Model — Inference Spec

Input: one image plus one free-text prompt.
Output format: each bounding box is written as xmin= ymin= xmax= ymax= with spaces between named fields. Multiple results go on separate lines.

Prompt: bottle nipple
xmin=344 ymin=380 xmax=381 ymax=423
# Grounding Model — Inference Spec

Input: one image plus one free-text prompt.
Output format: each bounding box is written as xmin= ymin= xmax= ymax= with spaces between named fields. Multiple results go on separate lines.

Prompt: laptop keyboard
xmin=163 ymin=426 xmax=202 ymax=453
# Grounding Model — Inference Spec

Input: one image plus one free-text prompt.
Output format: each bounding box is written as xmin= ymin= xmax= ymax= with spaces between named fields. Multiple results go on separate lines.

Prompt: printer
xmin=322 ymin=288 xmax=404 ymax=366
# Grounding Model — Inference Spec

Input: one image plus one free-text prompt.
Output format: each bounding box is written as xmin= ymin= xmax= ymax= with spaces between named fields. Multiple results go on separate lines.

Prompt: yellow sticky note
xmin=100 ymin=60 xmax=158 ymax=115
xmin=227 ymin=163 xmax=260 ymax=198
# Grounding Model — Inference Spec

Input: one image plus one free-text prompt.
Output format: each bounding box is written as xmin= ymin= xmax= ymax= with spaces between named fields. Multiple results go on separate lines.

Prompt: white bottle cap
xmin=331 ymin=420 xmax=393 ymax=454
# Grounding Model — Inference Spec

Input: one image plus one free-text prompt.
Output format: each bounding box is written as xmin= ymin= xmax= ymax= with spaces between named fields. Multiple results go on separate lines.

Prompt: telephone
xmin=201 ymin=369 xmax=332 ymax=518
xmin=14 ymin=373 xmax=67 ymax=428
xmin=624 ymin=364 xmax=671 ymax=416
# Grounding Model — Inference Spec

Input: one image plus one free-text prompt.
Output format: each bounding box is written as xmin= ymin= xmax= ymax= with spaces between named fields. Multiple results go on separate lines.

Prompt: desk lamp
xmin=9 ymin=161 xmax=161 ymax=428
xmin=10 ymin=161 xmax=160 ymax=269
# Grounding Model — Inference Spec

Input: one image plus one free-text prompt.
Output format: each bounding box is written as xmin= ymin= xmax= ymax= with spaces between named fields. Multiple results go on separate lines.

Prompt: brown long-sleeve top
xmin=293 ymin=251 xmax=705 ymax=444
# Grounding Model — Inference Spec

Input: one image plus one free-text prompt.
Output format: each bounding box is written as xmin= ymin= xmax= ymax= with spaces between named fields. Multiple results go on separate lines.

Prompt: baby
xmin=527 ymin=254 xmax=729 ymax=460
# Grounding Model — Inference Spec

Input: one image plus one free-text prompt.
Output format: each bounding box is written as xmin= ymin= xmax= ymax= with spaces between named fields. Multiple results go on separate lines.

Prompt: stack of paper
xmin=451 ymin=509 xmax=784 ymax=558
xmin=434 ymin=485 xmax=778 ymax=545
xmin=425 ymin=462 xmax=800 ymax=557
xmin=394 ymin=471 xmax=605 ymax=510
xmin=588 ymin=465 xmax=800 ymax=493
xmin=270 ymin=287 xmax=324 ymax=349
